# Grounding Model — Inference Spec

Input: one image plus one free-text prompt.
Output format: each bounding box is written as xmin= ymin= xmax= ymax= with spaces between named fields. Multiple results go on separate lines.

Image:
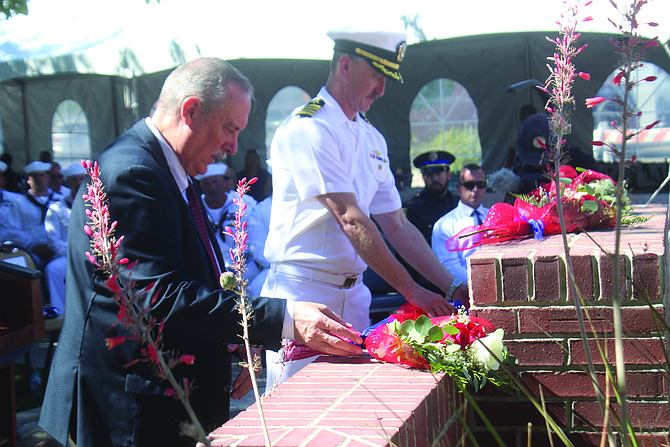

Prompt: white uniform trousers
xmin=261 ymin=264 xmax=371 ymax=393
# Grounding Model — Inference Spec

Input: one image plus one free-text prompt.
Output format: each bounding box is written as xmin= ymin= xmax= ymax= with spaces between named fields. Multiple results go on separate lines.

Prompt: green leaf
xmin=581 ymin=200 xmax=598 ymax=212
xmin=443 ymin=325 xmax=460 ymax=335
xmin=427 ymin=326 xmax=444 ymax=342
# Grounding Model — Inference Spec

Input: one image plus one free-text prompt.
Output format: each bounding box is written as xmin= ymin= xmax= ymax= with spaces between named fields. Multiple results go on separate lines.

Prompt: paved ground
xmin=15 ymin=336 xmax=266 ymax=446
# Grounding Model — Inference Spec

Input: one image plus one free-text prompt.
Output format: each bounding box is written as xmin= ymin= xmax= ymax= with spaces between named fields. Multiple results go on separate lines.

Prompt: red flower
xmin=585 ymin=97 xmax=606 ymax=108
xmin=178 ymin=354 xmax=196 ymax=365
xmin=105 ymin=336 xmax=127 ymax=349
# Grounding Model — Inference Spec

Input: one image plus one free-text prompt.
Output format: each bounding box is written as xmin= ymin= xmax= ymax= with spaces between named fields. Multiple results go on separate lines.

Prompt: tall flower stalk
xmin=81 ymin=160 xmax=212 ymax=447
xmin=541 ymin=4 xmax=617 ymax=443
xmin=585 ymin=2 xmax=660 ymax=444
xmin=220 ymin=176 xmax=271 ymax=447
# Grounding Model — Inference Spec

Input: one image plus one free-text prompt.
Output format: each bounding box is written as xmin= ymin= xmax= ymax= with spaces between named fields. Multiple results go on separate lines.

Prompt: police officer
xmin=403 ymin=150 xmax=458 ymax=244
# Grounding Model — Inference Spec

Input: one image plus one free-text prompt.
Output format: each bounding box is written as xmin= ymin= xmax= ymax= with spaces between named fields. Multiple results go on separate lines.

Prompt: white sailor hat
xmin=327 ymin=27 xmax=407 ymax=83
xmin=195 ymin=163 xmax=229 ymax=181
xmin=24 ymin=161 xmax=52 ymax=174
xmin=61 ymin=162 xmax=87 ymax=178
xmin=0 ymin=161 xmax=7 ymax=173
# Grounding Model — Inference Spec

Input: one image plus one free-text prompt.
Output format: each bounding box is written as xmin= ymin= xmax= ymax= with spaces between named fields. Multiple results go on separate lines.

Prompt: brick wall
xmin=468 ymin=204 xmax=669 ymax=446
xmin=209 ymin=356 xmax=461 ymax=446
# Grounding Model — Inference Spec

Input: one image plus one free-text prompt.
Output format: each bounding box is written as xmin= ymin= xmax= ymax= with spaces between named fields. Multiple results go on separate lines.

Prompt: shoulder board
xmin=296 ymin=98 xmax=325 ymax=117
xmin=359 ymin=113 xmax=374 ymax=126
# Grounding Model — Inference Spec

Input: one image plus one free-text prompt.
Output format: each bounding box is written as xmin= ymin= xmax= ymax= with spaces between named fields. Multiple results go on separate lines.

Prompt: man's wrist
xmin=444 ymin=278 xmax=463 ymax=301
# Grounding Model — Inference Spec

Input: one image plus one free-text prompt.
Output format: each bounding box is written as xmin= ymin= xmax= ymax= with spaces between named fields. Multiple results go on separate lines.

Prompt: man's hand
xmin=229 ymin=345 xmax=261 ymax=400
xmin=452 ymin=283 xmax=470 ymax=308
xmin=406 ymin=287 xmax=456 ymax=318
xmin=293 ymin=302 xmax=363 ymax=357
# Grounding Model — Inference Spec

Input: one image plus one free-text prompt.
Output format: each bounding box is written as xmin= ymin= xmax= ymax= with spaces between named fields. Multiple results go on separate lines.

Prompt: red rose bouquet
xmin=364 ymin=304 xmax=514 ymax=392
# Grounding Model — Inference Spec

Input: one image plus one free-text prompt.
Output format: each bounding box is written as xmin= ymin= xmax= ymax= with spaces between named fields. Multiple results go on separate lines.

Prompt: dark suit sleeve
xmin=98 ymin=158 xmax=285 ymax=350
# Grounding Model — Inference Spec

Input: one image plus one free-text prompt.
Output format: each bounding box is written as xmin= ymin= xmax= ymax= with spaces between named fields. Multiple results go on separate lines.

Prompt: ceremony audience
xmin=432 ymin=164 xmax=489 ymax=284
xmin=236 ymin=149 xmax=272 ymax=202
xmin=6 ymin=161 xmax=60 ymax=268
xmin=197 ymin=162 xmax=260 ymax=283
xmin=44 ymin=162 xmax=87 ymax=314
xmin=0 ymin=160 xmax=21 ymax=242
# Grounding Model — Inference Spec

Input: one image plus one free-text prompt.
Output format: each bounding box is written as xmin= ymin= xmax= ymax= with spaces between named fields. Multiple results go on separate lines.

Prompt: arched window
xmin=592 ymin=62 xmax=670 ymax=163
xmin=52 ymin=99 xmax=91 ymax=166
xmin=409 ymin=78 xmax=480 ymax=187
xmin=265 ymin=86 xmax=311 ymax=150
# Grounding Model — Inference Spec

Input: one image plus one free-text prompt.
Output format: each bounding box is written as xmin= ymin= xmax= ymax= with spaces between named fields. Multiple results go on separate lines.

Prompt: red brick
xmin=532 ymin=245 xmax=563 ymax=302
xmin=521 ymin=371 xmax=667 ymax=399
xmin=501 ymin=252 xmax=529 ymax=301
xmin=474 ymin=400 xmax=567 ymax=427
xmin=573 ymin=401 xmax=669 ymax=429
xmin=631 ymin=252 xmax=662 ymax=301
xmin=569 ymin=338 xmax=668 ymax=366
xmin=599 ymin=252 xmax=630 ymax=300
xmin=567 ymin=245 xmax=596 ymax=300
xmin=507 ymin=339 xmax=565 ymax=366
xmin=621 ymin=305 xmax=666 ymax=333
xmin=469 ymin=256 xmax=498 ymax=305
xmin=518 ymin=306 xmax=614 ymax=334
xmin=469 ymin=307 xmax=517 ymax=334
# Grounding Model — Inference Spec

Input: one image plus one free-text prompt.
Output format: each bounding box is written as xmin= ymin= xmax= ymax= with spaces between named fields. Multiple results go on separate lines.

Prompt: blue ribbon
xmin=528 ymin=219 xmax=545 ymax=240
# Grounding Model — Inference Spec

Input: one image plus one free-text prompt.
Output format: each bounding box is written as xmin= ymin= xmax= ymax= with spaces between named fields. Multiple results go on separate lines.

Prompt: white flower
xmin=470 ymin=329 xmax=506 ymax=371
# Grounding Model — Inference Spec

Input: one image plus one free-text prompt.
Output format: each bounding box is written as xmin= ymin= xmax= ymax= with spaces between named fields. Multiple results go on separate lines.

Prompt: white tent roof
xmin=1 ymin=0 xmax=668 ymax=82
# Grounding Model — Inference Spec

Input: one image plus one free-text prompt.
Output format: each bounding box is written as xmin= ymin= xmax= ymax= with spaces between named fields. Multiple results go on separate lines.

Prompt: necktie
xmin=185 ymin=182 xmax=222 ymax=282
xmin=471 ymin=209 xmax=483 ymax=225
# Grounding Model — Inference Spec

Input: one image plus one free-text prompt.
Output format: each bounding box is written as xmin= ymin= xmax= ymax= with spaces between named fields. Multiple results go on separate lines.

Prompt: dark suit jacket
xmin=40 ymin=120 xmax=285 ymax=447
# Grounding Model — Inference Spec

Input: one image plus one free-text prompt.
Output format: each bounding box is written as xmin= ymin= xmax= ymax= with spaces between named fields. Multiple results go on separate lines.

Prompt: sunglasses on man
xmin=459 ymin=181 xmax=487 ymax=191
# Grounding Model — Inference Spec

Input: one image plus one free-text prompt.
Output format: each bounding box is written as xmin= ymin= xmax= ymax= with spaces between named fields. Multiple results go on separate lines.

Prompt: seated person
xmin=432 ymin=164 xmax=489 ymax=284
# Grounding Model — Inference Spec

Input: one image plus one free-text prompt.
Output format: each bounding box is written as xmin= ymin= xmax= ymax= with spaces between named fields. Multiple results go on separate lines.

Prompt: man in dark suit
xmin=39 ymin=58 xmax=362 ymax=447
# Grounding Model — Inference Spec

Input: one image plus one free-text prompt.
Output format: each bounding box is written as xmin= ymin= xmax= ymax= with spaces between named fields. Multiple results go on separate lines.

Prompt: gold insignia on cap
xmin=296 ymin=98 xmax=325 ymax=117
xmin=397 ymin=42 xmax=407 ymax=62
xmin=429 ymin=152 xmax=438 ymax=161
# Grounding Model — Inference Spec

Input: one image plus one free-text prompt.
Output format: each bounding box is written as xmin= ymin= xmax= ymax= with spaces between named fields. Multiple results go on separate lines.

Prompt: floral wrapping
xmin=446 ymin=166 xmax=628 ymax=251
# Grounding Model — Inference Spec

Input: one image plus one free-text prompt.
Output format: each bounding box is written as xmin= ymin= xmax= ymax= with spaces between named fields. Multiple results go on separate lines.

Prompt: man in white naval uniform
xmin=262 ymin=28 xmax=469 ymax=389
xmin=6 ymin=161 xmax=60 ymax=267
xmin=44 ymin=162 xmax=87 ymax=314
xmin=197 ymin=162 xmax=260 ymax=283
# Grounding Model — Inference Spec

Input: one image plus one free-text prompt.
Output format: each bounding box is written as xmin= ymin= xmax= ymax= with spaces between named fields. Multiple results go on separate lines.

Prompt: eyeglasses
xmin=459 ymin=181 xmax=487 ymax=190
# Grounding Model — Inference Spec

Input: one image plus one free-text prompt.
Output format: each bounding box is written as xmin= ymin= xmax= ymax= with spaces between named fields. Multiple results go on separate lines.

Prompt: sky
xmin=1 ymin=0 xmax=668 ymax=64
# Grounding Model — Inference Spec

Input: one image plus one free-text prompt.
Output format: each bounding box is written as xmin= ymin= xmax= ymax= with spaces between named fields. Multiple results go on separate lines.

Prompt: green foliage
xmin=410 ymin=125 xmax=482 ymax=177
xmin=0 ymin=0 xmax=28 ymax=18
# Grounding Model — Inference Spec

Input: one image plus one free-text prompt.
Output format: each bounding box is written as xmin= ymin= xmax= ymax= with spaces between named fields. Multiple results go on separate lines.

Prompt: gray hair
xmin=155 ymin=58 xmax=254 ymax=116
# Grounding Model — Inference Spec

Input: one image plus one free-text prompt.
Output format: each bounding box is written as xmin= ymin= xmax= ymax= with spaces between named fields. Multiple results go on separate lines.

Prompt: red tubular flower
xmin=178 ymin=354 xmax=196 ymax=365
xmin=105 ymin=336 xmax=127 ymax=349
xmin=585 ymin=97 xmax=606 ymax=108
xmin=147 ymin=344 xmax=160 ymax=362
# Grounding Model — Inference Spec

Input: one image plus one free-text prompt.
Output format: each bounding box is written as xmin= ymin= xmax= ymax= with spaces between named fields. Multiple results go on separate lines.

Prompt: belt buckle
xmin=342 ymin=275 xmax=357 ymax=289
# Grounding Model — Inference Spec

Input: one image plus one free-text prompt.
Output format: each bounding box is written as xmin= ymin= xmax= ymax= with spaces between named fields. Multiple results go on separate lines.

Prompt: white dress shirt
xmin=431 ymin=200 xmax=489 ymax=283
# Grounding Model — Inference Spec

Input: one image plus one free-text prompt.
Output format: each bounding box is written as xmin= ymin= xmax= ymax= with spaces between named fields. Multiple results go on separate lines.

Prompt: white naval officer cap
xmin=61 ymin=162 xmax=87 ymax=178
xmin=23 ymin=161 xmax=52 ymax=174
xmin=195 ymin=163 xmax=229 ymax=181
xmin=327 ymin=26 xmax=407 ymax=83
